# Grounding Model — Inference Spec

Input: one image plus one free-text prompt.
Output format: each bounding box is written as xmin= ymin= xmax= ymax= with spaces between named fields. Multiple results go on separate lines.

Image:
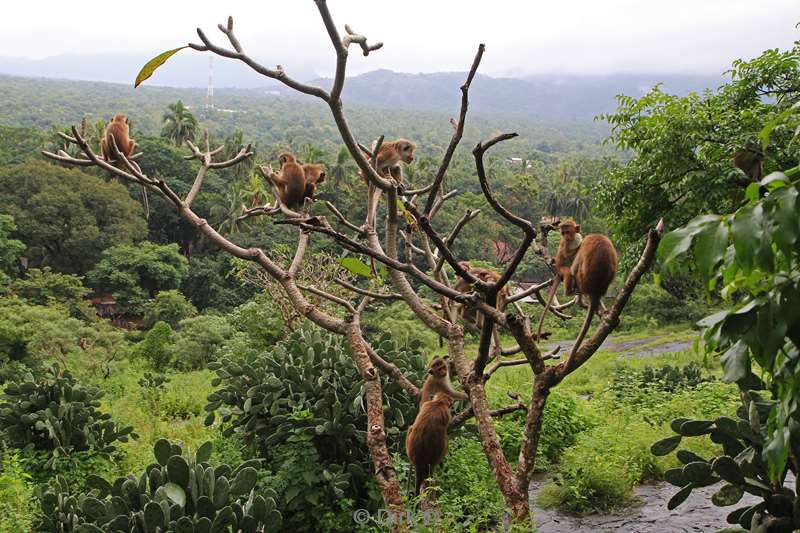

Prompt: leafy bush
xmin=612 ymin=361 xmax=711 ymax=400
xmin=170 ymin=315 xmax=234 ymax=370
xmin=618 ymin=281 xmax=710 ymax=330
xmin=538 ymin=416 xmax=664 ymax=513
xmin=36 ymin=438 xmax=282 ymax=532
xmin=0 ymin=364 xmax=137 ymax=468
xmin=130 ymin=321 xmax=173 ymax=368
xmin=205 ymin=327 xmax=426 ymax=516
xmin=433 ymin=437 xmax=506 ymax=530
xmin=651 ymin=390 xmax=797 ymax=532
xmin=262 ymin=423 xmax=358 ymax=530
xmin=228 ymin=296 xmax=283 ymax=347
xmin=364 ymin=301 xmax=441 ymax=352
xmin=142 ymin=289 xmax=197 ymax=328
xmin=496 ymin=391 xmax=588 ymax=471
xmin=0 ymin=450 xmax=35 ymax=533
xmin=10 ymin=267 xmax=92 ymax=318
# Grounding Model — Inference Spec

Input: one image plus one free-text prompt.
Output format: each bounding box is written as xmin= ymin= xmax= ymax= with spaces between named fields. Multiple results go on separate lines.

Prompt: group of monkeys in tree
xmin=99 ymin=114 xmax=762 ymax=496
xmin=406 ymin=220 xmax=619 ymax=495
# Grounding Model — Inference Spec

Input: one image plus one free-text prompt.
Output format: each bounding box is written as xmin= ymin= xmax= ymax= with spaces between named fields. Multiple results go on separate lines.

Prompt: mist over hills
xmin=0 ymin=53 xmax=722 ymax=121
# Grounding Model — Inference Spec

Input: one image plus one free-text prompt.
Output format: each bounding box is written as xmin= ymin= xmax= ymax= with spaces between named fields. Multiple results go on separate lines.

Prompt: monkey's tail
xmin=569 ymin=297 xmax=599 ymax=360
xmin=535 ymin=277 xmax=560 ymax=339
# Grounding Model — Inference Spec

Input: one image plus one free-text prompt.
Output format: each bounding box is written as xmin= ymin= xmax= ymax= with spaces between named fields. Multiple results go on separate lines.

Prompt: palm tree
xmin=161 ymin=100 xmax=198 ymax=147
xmin=210 ymin=180 xmax=248 ymax=235
xmin=329 ymin=146 xmax=356 ymax=186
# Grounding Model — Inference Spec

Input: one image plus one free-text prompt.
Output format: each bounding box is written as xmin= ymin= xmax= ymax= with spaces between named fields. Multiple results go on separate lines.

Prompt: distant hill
xmin=0 ymin=53 xmax=721 ymax=121
xmin=296 ymin=70 xmax=723 ymax=120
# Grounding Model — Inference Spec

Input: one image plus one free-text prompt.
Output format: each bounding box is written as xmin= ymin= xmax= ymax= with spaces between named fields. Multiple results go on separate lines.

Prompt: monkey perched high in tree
xmin=268 ymin=152 xmax=326 ymax=209
xmin=101 ymin=114 xmax=137 ymax=163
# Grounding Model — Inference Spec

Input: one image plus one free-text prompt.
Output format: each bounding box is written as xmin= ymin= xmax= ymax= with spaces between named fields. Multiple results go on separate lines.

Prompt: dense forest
xmin=0 ymin=6 xmax=799 ymax=531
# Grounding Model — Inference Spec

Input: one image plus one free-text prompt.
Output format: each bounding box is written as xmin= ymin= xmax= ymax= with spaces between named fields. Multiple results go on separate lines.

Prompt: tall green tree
xmin=599 ymin=42 xmax=800 ymax=263
xmin=0 ymin=215 xmax=24 ymax=284
xmin=87 ymin=242 xmax=189 ymax=312
xmin=160 ymin=100 xmax=198 ymax=147
xmin=0 ymin=161 xmax=147 ymax=274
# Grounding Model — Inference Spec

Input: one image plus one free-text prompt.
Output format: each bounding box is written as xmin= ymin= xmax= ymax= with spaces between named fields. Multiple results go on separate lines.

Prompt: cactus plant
xmin=37 ymin=438 xmax=281 ymax=532
xmin=205 ymin=327 xmax=426 ymax=503
xmin=0 ymin=364 xmax=137 ymax=468
xmin=652 ymin=391 xmax=798 ymax=532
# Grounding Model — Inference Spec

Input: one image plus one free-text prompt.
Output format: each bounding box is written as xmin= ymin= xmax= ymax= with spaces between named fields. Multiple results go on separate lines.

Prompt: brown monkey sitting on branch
xmin=566 ymin=234 xmax=618 ymax=357
xmin=453 ymin=262 xmax=508 ymax=330
xmin=419 ymin=356 xmax=467 ymax=406
xmin=101 ymin=114 xmax=137 ymax=162
xmin=405 ymin=392 xmax=453 ymax=495
xmin=360 ymin=138 xmax=416 ymax=182
xmin=267 ymin=153 xmax=326 ymax=209
xmin=535 ymin=220 xmax=583 ymax=338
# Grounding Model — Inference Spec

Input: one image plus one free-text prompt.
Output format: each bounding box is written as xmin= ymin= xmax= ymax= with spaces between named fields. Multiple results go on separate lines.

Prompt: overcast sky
xmin=2 ymin=0 xmax=797 ymax=77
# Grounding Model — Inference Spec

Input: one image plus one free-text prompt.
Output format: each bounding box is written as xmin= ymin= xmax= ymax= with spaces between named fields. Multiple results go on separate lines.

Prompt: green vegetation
xmin=0 ymin=23 xmax=796 ymax=533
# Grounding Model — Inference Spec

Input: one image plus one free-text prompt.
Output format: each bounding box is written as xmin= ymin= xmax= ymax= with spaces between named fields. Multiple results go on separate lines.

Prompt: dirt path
xmin=530 ymin=479 xmax=759 ymax=533
xmin=544 ymin=334 xmax=694 ymax=359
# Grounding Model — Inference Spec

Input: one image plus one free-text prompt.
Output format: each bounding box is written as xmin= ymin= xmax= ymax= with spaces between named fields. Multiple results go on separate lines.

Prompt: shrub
xmin=0 ymin=450 xmax=35 ymax=533
xmin=538 ymin=416 xmax=664 ymax=513
xmin=130 ymin=321 xmax=173 ymax=368
xmin=364 ymin=301 xmax=441 ymax=352
xmin=651 ymin=391 xmax=798 ymax=531
xmin=170 ymin=314 xmax=233 ymax=370
xmin=142 ymin=289 xmax=197 ymax=328
xmin=618 ymin=281 xmax=710 ymax=330
xmin=433 ymin=437 xmax=506 ymax=530
xmin=496 ymin=391 xmax=589 ymax=471
xmin=0 ymin=364 xmax=137 ymax=468
xmin=612 ymin=361 xmax=711 ymax=402
xmin=36 ymin=438 xmax=282 ymax=532
xmin=229 ymin=296 xmax=283 ymax=347
xmin=205 ymin=327 xmax=427 ymax=517
xmin=10 ymin=267 xmax=93 ymax=318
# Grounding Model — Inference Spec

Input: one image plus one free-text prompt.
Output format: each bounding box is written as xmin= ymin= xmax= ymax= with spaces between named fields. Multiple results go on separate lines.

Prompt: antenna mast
xmin=206 ymin=55 xmax=214 ymax=110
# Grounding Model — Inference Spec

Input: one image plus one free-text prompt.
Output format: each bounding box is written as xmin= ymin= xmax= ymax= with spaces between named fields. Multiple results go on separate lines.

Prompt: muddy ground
xmin=530 ymin=479 xmax=759 ymax=533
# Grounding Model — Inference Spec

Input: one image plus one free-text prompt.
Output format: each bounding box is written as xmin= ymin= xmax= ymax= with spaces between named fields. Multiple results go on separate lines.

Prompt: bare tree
xmin=44 ymin=0 xmax=663 ymax=524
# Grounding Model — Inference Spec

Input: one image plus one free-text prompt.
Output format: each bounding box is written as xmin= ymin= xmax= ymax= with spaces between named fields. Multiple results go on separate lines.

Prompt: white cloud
xmin=1 ymin=0 xmax=797 ymax=76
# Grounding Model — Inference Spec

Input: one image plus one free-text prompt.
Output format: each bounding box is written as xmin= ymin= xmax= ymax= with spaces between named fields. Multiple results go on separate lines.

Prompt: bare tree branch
xmin=424 ymin=43 xmax=485 ymax=214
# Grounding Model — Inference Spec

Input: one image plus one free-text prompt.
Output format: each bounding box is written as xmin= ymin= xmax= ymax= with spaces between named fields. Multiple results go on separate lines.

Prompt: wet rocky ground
xmin=530 ymin=331 xmax=750 ymax=532
xmin=530 ymin=479 xmax=759 ymax=533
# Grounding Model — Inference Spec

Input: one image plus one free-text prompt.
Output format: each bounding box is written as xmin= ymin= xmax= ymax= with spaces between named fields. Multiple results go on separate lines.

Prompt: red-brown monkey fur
xmin=301 ymin=163 xmax=326 ymax=203
xmin=419 ymin=356 xmax=467 ymax=407
xmin=535 ymin=220 xmax=583 ymax=338
xmin=405 ymin=392 xmax=453 ymax=495
xmin=567 ymin=234 xmax=618 ymax=358
xmin=269 ymin=153 xmax=326 ymax=209
xmin=360 ymin=138 xmax=416 ymax=182
xmin=453 ymin=262 xmax=508 ymax=329
xmin=101 ymin=114 xmax=137 ymax=162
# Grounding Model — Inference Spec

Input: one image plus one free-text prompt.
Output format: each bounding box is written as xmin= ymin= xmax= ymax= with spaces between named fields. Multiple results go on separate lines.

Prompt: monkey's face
xmin=399 ymin=142 xmax=415 ymax=164
xmin=429 ymin=359 xmax=448 ymax=378
xmin=560 ymin=223 xmax=579 ymax=242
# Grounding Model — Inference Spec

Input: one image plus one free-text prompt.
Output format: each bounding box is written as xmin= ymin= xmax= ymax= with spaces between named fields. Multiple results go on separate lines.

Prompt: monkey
xmin=453 ymin=263 xmax=508 ymax=330
xmin=732 ymin=147 xmax=764 ymax=182
xmin=566 ymin=234 xmax=618 ymax=358
xmin=419 ymin=356 xmax=468 ymax=406
xmin=405 ymin=392 xmax=453 ymax=495
xmin=535 ymin=220 xmax=584 ymax=339
xmin=100 ymin=114 xmax=137 ymax=162
xmin=302 ymin=163 xmax=327 ymax=203
xmin=268 ymin=153 xmax=322 ymax=210
xmin=359 ymin=139 xmax=416 ymax=224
